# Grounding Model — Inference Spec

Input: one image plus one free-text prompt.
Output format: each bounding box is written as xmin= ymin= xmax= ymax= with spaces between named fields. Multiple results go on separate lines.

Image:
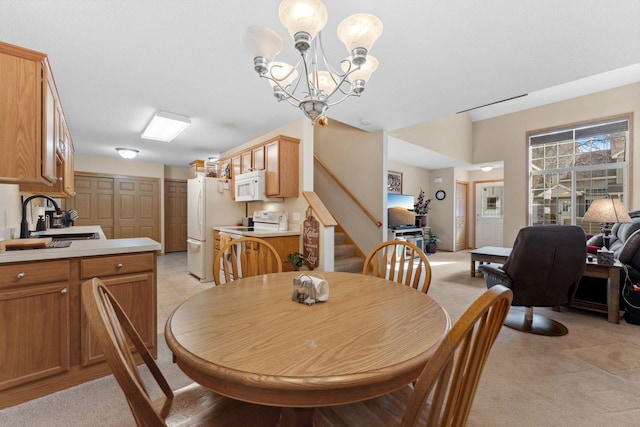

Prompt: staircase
xmin=334 ymin=229 xmax=366 ymax=273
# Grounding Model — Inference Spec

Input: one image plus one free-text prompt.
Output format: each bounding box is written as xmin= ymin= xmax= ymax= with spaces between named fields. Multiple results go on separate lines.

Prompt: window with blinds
xmin=528 ymin=115 xmax=631 ymax=232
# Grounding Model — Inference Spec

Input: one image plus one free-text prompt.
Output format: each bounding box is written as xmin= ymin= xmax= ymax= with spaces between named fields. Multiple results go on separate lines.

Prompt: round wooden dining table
xmin=165 ymin=271 xmax=450 ymax=426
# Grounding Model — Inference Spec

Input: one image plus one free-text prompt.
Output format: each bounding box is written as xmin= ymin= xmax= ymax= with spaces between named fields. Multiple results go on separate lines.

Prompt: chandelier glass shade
xmin=242 ymin=0 xmax=383 ymax=124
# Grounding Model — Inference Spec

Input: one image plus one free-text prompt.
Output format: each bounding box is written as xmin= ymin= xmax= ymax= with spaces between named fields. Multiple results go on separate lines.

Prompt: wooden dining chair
xmin=81 ymin=278 xmax=281 ymax=427
xmin=213 ymin=236 xmax=283 ymax=286
xmin=314 ymin=285 xmax=513 ymax=427
xmin=363 ymin=240 xmax=432 ymax=294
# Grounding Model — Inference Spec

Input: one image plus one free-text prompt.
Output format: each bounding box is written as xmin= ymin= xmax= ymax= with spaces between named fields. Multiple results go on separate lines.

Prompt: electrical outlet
xmin=292 ymin=212 xmax=301 ymax=221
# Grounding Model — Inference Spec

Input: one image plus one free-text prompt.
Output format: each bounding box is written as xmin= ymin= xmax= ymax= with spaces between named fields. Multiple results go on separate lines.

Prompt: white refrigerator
xmin=187 ymin=176 xmax=243 ymax=282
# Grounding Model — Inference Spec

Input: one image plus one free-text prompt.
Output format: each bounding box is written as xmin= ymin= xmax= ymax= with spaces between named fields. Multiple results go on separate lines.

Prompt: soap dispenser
xmin=36 ymin=215 xmax=47 ymax=232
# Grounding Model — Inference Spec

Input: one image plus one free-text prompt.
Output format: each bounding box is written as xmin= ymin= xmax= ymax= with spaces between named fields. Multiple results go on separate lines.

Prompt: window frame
xmin=525 ymin=113 xmax=634 ymax=227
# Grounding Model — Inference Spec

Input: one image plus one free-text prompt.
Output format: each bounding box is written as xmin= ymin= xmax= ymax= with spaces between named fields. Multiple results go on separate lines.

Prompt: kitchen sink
xmin=34 ymin=232 xmax=100 ymax=240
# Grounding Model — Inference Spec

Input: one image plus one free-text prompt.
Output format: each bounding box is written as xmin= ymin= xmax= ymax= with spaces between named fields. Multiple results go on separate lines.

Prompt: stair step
xmin=334 ymin=256 xmax=365 ymax=273
xmin=334 ymin=232 xmax=347 ymax=245
xmin=334 ymin=243 xmax=356 ymax=259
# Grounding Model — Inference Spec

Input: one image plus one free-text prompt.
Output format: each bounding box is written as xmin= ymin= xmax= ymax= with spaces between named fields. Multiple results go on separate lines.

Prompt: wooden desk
xmin=470 ymin=246 xmax=512 ymax=277
xmin=165 ymin=271 xmax=450 ymax=426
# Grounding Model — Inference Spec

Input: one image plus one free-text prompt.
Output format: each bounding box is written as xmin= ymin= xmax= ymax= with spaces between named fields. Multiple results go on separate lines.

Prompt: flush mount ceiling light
xmin=481 ymin=166 xmax=494 ymax=172
xmin=141 ymin=111 xmax=191 ymax=142
xmin=116 ymin=148 xmax=139 ymax=159
xmin=242 ymin=0 xmax=383 ymax=125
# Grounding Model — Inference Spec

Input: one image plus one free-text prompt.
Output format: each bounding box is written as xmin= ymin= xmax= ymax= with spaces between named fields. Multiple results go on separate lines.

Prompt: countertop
xmin=214 ymin=225 xmax=301 ymax=238
xmin=0 ymin=226 xmax=161 ymax=264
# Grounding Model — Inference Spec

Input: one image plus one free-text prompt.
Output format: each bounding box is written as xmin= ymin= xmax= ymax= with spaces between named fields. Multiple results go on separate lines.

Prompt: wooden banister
xmin=313 ymin=154 xmax=382 ymax=228
xmin=302 ymin=192 xmax=338 ymax=226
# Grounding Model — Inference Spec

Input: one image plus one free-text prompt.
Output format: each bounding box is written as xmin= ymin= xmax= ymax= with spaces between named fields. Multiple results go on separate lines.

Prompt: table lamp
xmin=582 ymin=197 xmax=632 ymax=248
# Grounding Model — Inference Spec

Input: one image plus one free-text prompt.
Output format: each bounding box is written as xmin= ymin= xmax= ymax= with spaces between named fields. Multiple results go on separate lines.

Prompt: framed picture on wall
xmin=387 ymin=171 xmax=403 ymax=194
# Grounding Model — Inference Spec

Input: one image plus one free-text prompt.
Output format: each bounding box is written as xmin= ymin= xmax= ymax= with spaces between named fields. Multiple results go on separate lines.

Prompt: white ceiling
xmin=2 ymin=0 xmax=639 ymax=169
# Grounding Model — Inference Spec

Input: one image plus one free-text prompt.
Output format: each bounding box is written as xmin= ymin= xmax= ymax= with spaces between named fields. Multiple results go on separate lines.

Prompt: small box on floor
xmin=596 ymin=249 xmax=614 ymax=265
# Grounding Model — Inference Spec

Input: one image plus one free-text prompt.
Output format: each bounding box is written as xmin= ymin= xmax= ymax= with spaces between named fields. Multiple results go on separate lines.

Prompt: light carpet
xmin=1 ymin=251 xmax=640 ymax=426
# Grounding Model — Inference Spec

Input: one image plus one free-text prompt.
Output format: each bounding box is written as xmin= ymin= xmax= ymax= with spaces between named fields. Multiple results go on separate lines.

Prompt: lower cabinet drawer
xmin=0 ymin=260 xmax=70 ymax=288
xmin=80 ymin=252 xmax=154 ymax=279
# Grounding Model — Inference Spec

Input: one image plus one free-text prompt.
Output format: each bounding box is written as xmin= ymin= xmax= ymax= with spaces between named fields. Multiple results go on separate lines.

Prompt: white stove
xmin=217 ymin=211 xmax=288 ymax=237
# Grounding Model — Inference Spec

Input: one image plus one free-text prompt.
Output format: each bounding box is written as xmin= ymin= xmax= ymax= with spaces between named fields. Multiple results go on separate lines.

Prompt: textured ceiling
xmin=1 ymin=0 xmax=639 ymax=168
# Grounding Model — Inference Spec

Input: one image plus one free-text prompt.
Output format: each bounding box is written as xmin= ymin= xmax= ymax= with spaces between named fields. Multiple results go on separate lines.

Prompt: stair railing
xmin=313 ymin=154 xmax=382 ymax=228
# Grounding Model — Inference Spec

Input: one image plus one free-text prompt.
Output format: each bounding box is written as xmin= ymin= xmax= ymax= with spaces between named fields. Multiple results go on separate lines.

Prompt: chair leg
xmin=504 ymin=306 xmax=568 ymax=336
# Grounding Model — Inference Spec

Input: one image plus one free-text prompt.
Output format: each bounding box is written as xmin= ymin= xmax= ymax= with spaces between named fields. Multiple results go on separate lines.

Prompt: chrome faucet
xmin=20 ymin=195 xmax=62 ymax=238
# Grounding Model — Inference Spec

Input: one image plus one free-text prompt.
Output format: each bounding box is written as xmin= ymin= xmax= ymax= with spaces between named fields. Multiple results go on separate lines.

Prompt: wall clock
xmin=435 ymin=190 xmax=446 ymax=200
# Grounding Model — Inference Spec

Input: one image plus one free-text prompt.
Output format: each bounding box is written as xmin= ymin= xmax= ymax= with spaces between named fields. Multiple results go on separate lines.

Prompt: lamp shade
xmin=278 ymin=0 xmax=328 ymax=39
xmin=242 ymin=25 xmax=283 ymax=62
xmin=337 ymin=13 xmax=383 ymax=53
xmin=267 ymin=62 xmax=299 ymax=87
xmin=583 ymin=198 xmax=632 ymax=223
xmin=342 ymin=55 xmax=378 ymax=83
xmin=312 ymin=71 xmax=337 ymax=96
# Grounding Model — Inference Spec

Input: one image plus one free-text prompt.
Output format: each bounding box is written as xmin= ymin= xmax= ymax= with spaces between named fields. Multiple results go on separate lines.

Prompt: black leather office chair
xmin=478 ymin=225 xmax=586 ymax=336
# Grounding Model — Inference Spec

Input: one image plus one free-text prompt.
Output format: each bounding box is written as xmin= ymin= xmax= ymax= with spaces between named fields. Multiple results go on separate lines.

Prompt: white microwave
xmin=234 ymin=170 xmax=281 ymax=202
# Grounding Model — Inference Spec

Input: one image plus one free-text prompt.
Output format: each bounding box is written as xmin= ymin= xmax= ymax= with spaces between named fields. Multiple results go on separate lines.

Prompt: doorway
xmin=475 ymin=181 xmax=504 ymax=248
xmin=455 ymin=181 xmax=468 ymax=251
xmin=164 ymin=179 xmax=187 ymax=253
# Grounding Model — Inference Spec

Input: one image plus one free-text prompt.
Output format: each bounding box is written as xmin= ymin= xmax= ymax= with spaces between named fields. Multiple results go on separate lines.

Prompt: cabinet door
xmin=265 ymin=140 xmax=280 ymax=196
xmin=241 ymin=151 xmax=252 ymax=173
xmin=252 ymin=146 xmax=265 ymax=170
xmin=41 ymin=68 xmax=57 ymax=183
xmin=231 ymin=155 xmax=241 ymax=178
xmin=0 ymin=51 xmax=41 ymax=183
xmin=81 ymin=272 xmax=156 ymax=366
xmin=0 ymin=283 xmax=70 ymax=390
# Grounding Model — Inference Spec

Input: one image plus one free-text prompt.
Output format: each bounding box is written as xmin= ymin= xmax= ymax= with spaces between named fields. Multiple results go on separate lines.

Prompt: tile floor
xmin=156 ymin=251 xmax=212 ymax=334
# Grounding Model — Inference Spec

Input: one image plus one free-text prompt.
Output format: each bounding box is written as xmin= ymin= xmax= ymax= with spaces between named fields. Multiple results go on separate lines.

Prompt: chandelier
xmin=242 ymin=0 xmax=383 ymax=125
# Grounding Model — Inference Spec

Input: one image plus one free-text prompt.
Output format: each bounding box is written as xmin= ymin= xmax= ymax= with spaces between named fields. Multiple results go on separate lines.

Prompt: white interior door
xmin=475 ymin=182 xmax=504 ymax=248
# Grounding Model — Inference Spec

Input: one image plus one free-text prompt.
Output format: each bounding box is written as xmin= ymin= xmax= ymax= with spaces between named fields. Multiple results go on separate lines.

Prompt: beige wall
xmin=473 ymin=82 xmax=640 ymax=246
xmin=314 ymin=120 xmax=384 ymax=255
xmin=164 ymin=165 xmax=189 ymax=180
xmin=390 ymin=113 xmax=474 ymax=163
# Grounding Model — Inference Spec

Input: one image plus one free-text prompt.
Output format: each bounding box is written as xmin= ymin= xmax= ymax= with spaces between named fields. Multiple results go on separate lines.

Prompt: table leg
xmin=607 ymin=266 xmax=621 ymax=324
xmin=470 ymin=256 xmax=476 ymax=277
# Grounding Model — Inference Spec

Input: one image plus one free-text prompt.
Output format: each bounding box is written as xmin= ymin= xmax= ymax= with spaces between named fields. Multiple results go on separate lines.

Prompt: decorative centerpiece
xmin=414 ymin=189 xmax=431 ymax=227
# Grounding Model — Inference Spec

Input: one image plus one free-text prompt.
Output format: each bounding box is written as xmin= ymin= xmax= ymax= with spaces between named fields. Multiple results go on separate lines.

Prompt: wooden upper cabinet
xmin=220 ymin=134 xmax=299 ymax=199
xmin=0 ymin=41 xmax=74 ymax=194
xmin=231 ymin=155 xmax=241 ymax=178
xmin=252 ymin=146 xmax=265 ymax=170
xmin=265 ymin=136 xmax=299 ymax=198
xmin=241 ymin=151 xmax=252 ymax=173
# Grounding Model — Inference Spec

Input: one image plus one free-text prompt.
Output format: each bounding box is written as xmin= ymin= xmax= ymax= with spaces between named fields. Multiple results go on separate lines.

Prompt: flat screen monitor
xmin=387 ymin=194 xmax=414 ymax=210
xmin=387 ymin=194 xmax=415 ymax=228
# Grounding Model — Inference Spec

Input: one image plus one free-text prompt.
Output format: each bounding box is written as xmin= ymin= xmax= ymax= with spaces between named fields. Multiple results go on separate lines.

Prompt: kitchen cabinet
xmin=189 ymin=160 xmax=204 ymax=179
xmin=218 ymin=134 xmax=299 ymax=199
xmin=231 ymin=155 xmax=241 ymax=178
xmin=241 ymin=150 xmax=252 ymax=173
xmin=252 ymin=146 xmax=265 ymax=170
xmin=20 ymin=98 xmax=75 ymax=199
xmin=214 ymin=231 xmax=299 ymax=272
xmin=79 ymin=253 xmax=156 ymax=366
xmin=265 ymin=136 xmax=299 ymax=198
xmin=0 ymin=260 xmax=71 ymax=392
xmin=0 ymin=249 xmax=157 ymax=409
xmin=0 ymin=41 xmax=67 ymax=187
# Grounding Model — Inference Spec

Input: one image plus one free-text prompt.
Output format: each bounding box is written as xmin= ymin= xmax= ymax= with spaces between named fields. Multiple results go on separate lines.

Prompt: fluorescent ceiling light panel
xmin=141 ymin=111 xmax=191 ymax=142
